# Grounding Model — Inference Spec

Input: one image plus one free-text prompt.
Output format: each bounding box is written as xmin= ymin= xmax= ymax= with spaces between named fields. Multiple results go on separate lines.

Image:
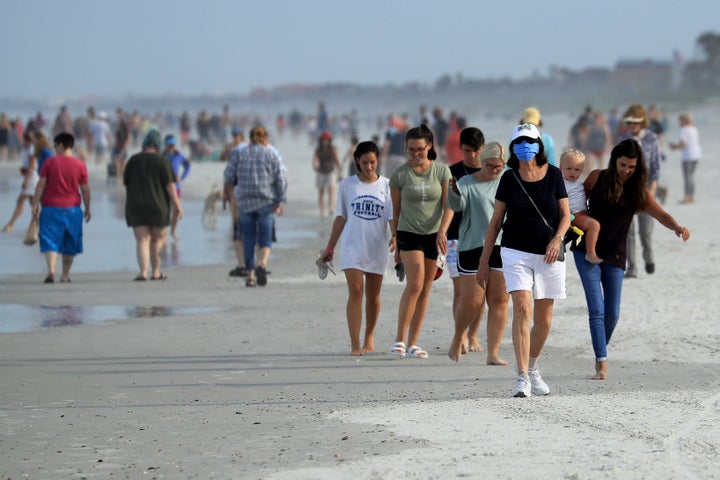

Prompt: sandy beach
xmin=1 ymin=110 xmax=719 ymax=479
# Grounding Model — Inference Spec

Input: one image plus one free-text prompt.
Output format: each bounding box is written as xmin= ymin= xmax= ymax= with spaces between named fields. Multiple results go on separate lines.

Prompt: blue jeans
xmin=240 ymin=204 xmax=275 ymax=271
xmin=573 ymin=250 xmax=624 ymax=361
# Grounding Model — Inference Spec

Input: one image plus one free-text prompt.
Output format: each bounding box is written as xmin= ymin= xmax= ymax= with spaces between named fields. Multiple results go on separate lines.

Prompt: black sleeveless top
xmin=577 ymin=171 xmax=636 ymax=269
xmin=316 ymin=146 xmax=336 ymax=174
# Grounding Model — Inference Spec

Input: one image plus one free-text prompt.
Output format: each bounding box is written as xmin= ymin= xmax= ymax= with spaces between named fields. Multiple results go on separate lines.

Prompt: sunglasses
xmin=515 ymin=137 xmax=539 ymax=144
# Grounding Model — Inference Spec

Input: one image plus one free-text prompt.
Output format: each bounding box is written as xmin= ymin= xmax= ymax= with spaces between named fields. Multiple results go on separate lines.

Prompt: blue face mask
xmin=513 ymin=140 xmax=540 ymax=162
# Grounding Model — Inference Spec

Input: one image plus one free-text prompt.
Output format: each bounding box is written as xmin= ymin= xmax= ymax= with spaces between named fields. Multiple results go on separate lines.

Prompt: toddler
xmin=560 ymin=149 xmax=602 ymax=264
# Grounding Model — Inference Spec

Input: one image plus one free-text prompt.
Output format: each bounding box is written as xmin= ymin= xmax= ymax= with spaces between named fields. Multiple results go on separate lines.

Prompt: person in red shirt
xmin=32 ymin=132 xmax=91 ymax=284
xmin=444 ymin=117 xmax=467 ymax=165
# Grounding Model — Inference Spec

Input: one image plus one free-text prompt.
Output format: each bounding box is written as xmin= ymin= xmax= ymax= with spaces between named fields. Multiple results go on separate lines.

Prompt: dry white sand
xmin=1 ymin=109 xmax=719 ymax=479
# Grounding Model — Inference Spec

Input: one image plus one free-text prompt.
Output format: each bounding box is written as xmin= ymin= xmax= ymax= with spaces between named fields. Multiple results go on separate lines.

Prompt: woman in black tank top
xmin=573 ymin=139 xmax=690 ymax=381
xmin=312 ymin=131 xmax=341 ymax=217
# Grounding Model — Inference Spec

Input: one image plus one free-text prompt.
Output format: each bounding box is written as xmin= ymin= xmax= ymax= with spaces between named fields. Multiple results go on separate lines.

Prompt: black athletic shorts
xmin=396 ymin=230 xmax=438 ymax=260
xmin=457 ymin=245 xmax=502 ymax=274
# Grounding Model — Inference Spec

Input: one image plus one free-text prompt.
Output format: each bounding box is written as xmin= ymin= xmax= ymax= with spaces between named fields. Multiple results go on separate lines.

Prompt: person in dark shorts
xmin=388 ymin=124 xmax=452 ymax=359
xmin=124 ymin=129 xmax=183 ymax=281
xmin=446 ymin=141 xmax=509 ymax=365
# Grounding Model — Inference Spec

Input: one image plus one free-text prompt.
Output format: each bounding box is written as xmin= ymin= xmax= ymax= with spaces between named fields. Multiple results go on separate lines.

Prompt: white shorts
xmin=446 ymin=239 xmax=459 ymax=278
xmin=500 ymin=247 xmax=566 ymax=300
xmin=19 ymin=170 xmax=39 ymax=197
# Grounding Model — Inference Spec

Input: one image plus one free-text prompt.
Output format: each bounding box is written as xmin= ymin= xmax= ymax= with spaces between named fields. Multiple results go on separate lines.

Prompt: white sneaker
xmin=512 ymin=374 xmax=532 ymax=398
xmin=529 ymin=367 xmax=550 ymax=395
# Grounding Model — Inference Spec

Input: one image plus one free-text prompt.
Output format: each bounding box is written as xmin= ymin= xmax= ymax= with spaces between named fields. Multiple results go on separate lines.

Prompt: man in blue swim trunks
xmin=32 ymin=132 xmax=91 ymax=284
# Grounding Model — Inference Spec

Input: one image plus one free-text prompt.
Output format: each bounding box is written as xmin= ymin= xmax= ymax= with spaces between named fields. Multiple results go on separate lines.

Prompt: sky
xmin=2 ymin=0 xmax=718 ymax=99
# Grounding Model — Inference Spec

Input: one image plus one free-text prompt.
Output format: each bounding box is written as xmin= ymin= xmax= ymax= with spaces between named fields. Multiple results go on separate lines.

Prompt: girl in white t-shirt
xmin=319 ymin=141 xmax=394 ymax=356
xmin=670 ymin=113 xmax=702 ymax=204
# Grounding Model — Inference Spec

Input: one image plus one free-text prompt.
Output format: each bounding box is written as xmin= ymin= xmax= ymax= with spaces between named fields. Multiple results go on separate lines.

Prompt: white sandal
xmin=315 ymin=250 xmax=336 ymax=280
xmin=389 ymin=342 xmax=406 ymax=357
xmin=406 ymin=345 xmax=429 ymax=359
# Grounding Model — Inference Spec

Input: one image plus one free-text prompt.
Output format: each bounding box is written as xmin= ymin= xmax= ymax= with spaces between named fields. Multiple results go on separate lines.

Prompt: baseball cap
xmin=231 ymin=127 xmax=244 ymax=137
xmin=164 ymin=135 xmax=177 ymax=146
xmin=320 ymin=130 xmax=332 ymax=140
xmin=510 ymin=123 xmax=541 ymax=142
xmin=521 ymin=107 xmax=542 ymax=126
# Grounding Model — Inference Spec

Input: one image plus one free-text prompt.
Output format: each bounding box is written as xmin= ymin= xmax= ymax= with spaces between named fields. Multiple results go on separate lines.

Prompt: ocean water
xmin=0 ymin=304 xmax=231 ymax=333
xmin=0 ymin=185 xmax=321 ymax=279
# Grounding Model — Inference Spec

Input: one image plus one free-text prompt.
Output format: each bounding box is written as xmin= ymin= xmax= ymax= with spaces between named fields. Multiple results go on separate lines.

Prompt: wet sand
xmin=1 ymin=115 xmax=719 ymax=479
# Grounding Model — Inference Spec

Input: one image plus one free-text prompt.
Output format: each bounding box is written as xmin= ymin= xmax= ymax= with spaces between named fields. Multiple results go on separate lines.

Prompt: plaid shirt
xmin=224 ymin=143 xmax=287 ymax=213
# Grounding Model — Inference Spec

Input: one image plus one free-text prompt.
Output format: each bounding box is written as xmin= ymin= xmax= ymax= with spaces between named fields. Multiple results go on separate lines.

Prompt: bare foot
xmin=172 ymin=232 xmax=180 ymax=242
xmin=350 ymin=337 xmax=364 ymax=356
xmin=585 ymin=253 xmax=603 ymax=264
xmin=2 ymin=224 xmax=12 ymax=232
xmin=362 ymin=336 xmax=375 ymax=353
xmin=487 ymin=355 xmax=508 ymax=366
xmin=592 ymin=360 xmax=607 ymax=380
xmin=468 ymin=338 xmax=484 ymax=353
xmin=448 ymin=335 xmax=463 ymax=362
xmin=460 ymin=332 xmax=467 ymax=355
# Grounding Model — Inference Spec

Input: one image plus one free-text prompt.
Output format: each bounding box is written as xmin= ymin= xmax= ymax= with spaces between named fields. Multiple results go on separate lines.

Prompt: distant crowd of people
xmin=1 ymin=99 xmax=701 ymax=397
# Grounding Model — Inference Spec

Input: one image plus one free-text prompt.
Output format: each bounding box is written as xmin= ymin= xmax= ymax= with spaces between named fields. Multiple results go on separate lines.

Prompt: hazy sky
xmin=2 ymin=0 xmax=717 ymax=99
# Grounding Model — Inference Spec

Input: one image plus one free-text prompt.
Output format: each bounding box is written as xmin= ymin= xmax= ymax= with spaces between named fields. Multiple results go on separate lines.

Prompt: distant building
xmin=611 ymin=59 xmax=674 ymax=92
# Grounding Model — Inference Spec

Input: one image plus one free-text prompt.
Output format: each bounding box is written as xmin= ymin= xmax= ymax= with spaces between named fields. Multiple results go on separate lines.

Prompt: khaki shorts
xmin=315 ymin=171 xmax=337 ymax=190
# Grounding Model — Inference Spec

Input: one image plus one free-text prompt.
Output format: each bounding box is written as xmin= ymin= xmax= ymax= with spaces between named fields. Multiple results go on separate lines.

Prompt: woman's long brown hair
xmin=601 ymin=139 xmax=648 ymax=211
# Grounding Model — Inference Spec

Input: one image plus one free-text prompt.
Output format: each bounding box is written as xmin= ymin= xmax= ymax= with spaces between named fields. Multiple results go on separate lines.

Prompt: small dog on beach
xmin=201 ymin=184 xmax=223 ymax=230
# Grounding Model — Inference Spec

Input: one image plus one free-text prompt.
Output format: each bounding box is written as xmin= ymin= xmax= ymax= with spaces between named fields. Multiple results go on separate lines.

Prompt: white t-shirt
xmin=89 ymin=119 xmax=111 ymax=148
xmin=21 ymin=144 xmax=39 ymax=195
xmin=335 ymin=175 xmax=393 ymax=274
xmin=563 ymin=178 xmax=587 ymax=214
xmin=679 ymin=125 xmax=702 ymax=161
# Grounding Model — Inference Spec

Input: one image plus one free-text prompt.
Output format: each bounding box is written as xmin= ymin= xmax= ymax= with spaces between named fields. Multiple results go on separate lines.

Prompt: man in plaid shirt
xmin=223 ymin=126 xmax=287 ymax=287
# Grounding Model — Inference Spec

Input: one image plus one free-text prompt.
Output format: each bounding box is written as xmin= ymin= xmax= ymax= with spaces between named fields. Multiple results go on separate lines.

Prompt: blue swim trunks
xmin=39 ymin=206 xmax=84 ymax=255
